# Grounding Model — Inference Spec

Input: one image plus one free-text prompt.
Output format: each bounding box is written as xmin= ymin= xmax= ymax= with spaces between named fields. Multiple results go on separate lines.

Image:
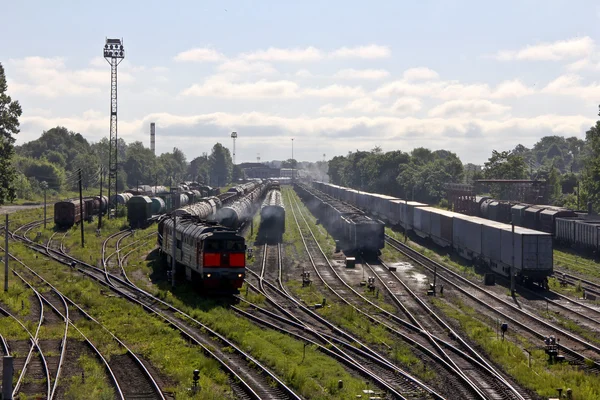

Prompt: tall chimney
xmin=150 ymin=122 xmax=156 ymax=154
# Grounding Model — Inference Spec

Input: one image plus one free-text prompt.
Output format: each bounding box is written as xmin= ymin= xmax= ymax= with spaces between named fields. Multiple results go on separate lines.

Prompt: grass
xmin=63 ymin=354 xmax=115 ymax=400
xmin=8 ymin=237 xmax=234 ymax=399
xmin=431 ymin=295 xmax=600 ymax=399
xmin=554 ymin=249 xmax=600 ymax=281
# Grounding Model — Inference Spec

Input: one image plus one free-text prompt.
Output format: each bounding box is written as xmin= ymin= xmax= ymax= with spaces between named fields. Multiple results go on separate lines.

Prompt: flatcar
xmin=159 ymin=216 xmax=246 ymax=292
xmin=258 ymin=189 xmax=285 ymax=243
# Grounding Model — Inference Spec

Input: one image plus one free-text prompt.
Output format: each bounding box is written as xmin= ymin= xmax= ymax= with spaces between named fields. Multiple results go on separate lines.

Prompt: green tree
xmin=581 ymin=106 xmax=600 ymax=211
xmin=208 ymin=143 xmax=233 ymax=186
xmin=188 ymin=154 xmax=210 ymax=183
xmin=0 ymin=63 xmax=22 ymax=204
xmin=482 ymin=150 xmax=527 ymax=198
xmin=123 ymin=141 xmax=156 ymax=187
xmin=327 ymin=156 xmax=348 ymax=185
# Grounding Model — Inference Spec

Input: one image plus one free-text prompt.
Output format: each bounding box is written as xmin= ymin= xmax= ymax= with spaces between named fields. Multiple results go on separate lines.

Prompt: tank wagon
xmin=159 ymin=216 xmax=246 ymax=293
xmin=172 ymin=197 xmax=221 ymax=219
xmin=295 ymin=183 xmax=384 ymax=255
xmin=216 ymin=181 xmax=269 ymax=230
xmin=259 ymin=189 xmax=285 ymax=243
xmin=311 ymin=181 xmax=553 ymax=287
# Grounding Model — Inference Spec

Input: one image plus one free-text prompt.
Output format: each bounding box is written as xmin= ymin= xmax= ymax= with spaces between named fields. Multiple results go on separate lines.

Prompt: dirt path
xmin=0 ymin=204 xmax=43 ymax=215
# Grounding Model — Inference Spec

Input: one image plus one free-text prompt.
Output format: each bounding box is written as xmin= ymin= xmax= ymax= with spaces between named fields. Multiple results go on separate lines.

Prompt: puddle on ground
xmin=388 ymin=261 xmax=429 ymax=284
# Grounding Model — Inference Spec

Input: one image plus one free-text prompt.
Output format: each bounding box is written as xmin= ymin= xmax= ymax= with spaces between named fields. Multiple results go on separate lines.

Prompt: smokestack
xmin=588 ymin=201 xmax=593 ymax=215
xmin=150 ymin=122 xmax=156 ymax=155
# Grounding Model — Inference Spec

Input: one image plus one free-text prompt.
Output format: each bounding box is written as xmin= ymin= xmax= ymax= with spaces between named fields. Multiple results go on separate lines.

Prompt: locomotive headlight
xmin=238 ymin=273 xmax=243 ymax=278
xmin=206 ymin=273 xmax=212 ymax=278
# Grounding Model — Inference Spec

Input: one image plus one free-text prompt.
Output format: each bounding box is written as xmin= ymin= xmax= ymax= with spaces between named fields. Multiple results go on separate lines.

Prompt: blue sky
xmin=3 ymin=0 xmax=600 ymax=164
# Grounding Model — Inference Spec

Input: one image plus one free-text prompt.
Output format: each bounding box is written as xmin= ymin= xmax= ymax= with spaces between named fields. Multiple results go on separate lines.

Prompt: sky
xmin=3 ymin=0 xmax=600 ymax=165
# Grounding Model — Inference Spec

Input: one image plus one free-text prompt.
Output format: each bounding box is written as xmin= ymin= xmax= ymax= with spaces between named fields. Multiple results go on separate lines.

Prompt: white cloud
xmin=494 ymin=36 xmax=594 ymax=61
xmin=216 ymin=60 xmax=277 ymax=75
xmin=428 ymin=99 xmax=510 ymax=118
xmin=330 ymin=44 xmax=391 ymax=59
xmin=241 ymin=47 xmax=323 ymax=62
xmin=181 ymin=79 xmax=299 ymax=98
xmin=542 ymin=73 xmax=600 ymax=100
xmin=403 ymin=67 xmax=439 ymax=81
xmin=334 ymin=68 xmax=389 ymax=80
xmin=181 ymin=77 xmax=364 ymax=99
xmin=7 ymin=56 xmax=134 ymax=97
xmin=295 ymin=69 xmax=313 ymax=78
xmin=303 ymin=84 xmax=365 ymax=98
xmin=375 ymin=78 xmax=535 ymax=100
xmin=491 ymin=80 xmax=535 ymax=98
xmin=174 ymin=48 xmax=226 ymax=62
xmin=391 ymin=98 xmax=422 ymax=114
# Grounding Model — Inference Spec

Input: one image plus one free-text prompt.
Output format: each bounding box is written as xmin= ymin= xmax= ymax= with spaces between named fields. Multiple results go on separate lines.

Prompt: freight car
xmin=258 ymin=189 xmax=285 ymax=243
xmin=159 ymin=216 xmax=246 ymax=292
xmin=54 ymin=195 xmax=109 ymax=228
xmin=215 ymin=182 xmax=269 ymax=230
xmin=127 ymin=195 xmax=153 ymax=228
xmin=295 ymin=183 xmax=384 ymax=255
xmin=311 ymin=181 xmax=553 ymax=286
xmin=172 ymin=196 xmax=221 ymax=219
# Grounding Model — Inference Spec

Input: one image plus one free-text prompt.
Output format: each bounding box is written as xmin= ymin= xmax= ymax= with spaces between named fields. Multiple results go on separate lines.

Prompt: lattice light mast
xmin=104 ymin=38 xmax=125 ymax=218
xmin=231 ymin=131 xmax=237 ymax=165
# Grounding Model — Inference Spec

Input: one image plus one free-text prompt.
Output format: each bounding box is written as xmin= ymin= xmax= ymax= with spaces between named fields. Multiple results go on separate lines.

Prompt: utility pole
xmin=41 ymin=181 xmax=48 ymax=229
xmin=511 ymin=221 xmax=515 ymax=295
xmin=4 ymin=215 xmax=8 ymax=292
xmin=79 ymin=169 xmax=85 ymax=248
xmin=98 ymin=166 xmax=103 ymax=230
xmin=404 ymin=198 xmax=408 ymax=243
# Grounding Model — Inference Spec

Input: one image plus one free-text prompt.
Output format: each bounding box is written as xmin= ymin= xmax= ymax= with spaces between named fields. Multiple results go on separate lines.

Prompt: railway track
xmin=287 ymin=190 xmax=530 ymax=400
xmin=0 ymin=287 xmax=51 ymax=399
xmin=384 ymin=234 xmax=600 ymax=369
xmin=13 ymin=221 xmax=301 ymax=399
xmin=0 ymin=243 xmax=151 ymax=399
xmin=242 ymin=243 xmax=437 ymax=399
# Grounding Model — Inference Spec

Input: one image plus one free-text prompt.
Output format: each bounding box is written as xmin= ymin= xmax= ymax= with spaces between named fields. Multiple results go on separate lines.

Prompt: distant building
xmin=280 ymin=168 xmax=296 ymax=178
xmin=239 ymin=162 xmax=280 ymax=179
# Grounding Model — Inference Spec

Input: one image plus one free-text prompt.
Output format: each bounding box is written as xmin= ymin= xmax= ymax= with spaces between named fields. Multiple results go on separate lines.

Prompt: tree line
xmin=10 ymin=126 xmax=238 ymax=200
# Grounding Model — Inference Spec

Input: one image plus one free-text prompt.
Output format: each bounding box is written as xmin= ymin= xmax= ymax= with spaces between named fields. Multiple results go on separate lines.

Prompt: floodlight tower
xmin=231 ymin=131 xmax=237 ymax=165
xmin=104 ymin=38 xmax=125 ymax=218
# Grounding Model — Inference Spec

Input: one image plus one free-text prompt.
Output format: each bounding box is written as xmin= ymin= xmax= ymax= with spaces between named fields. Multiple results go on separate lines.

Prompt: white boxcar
xmin=481 ymin=220 xmax=508 ymax=271
xmin=453 ymin=214 xmax=487 ymax=260
xmin=417 ymin=207 xmax=454 ymax=248
xmin=389 ymin=199 xmax=427 ymax=227
xmin=499 ymin=225 xmax=553 ymax=281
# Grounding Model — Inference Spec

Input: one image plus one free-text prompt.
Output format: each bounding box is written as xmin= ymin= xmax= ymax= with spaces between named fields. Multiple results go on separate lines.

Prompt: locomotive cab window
xmin=205 ymin=241 xmax=219 ymax=251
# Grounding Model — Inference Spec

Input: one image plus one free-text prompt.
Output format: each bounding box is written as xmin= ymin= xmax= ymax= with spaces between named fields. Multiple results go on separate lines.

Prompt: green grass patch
xmin=554 ymin=249 xmax=600 ymax=281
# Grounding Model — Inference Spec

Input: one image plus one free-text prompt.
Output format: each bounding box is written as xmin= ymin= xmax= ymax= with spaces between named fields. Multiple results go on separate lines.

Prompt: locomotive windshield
xmin=204 ymin=239 xmax=244 ymax=251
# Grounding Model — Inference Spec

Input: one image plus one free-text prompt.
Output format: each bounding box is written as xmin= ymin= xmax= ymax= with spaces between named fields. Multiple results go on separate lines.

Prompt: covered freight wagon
xmin=54 ymin=200 xmax=83 ymax=227
xmin=128 ymin=196 xmax=153 ymax=228
xmin=413 ymin=207 xmax=454 ymax=248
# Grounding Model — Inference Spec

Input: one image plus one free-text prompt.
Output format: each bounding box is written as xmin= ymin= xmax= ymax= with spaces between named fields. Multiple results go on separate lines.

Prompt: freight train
xmin=460 ymin=197 xmax=600 ymax=254
xmin=258 ymin=188 xmax=285 ymax=243
xmin=312 ymin=181 xmax=553 ymax=287
xmin=54 ymin=196 xmax=109 ymax=228
xmin=128 ymin=181 xmax=268 ymax=229
xmin=295 ymin=183 xmax=385 ymax=255
xmin=158 ymin=216 xmax=246 ymax=293
xmin=215 ymin=181 xmax=270 ymax=230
